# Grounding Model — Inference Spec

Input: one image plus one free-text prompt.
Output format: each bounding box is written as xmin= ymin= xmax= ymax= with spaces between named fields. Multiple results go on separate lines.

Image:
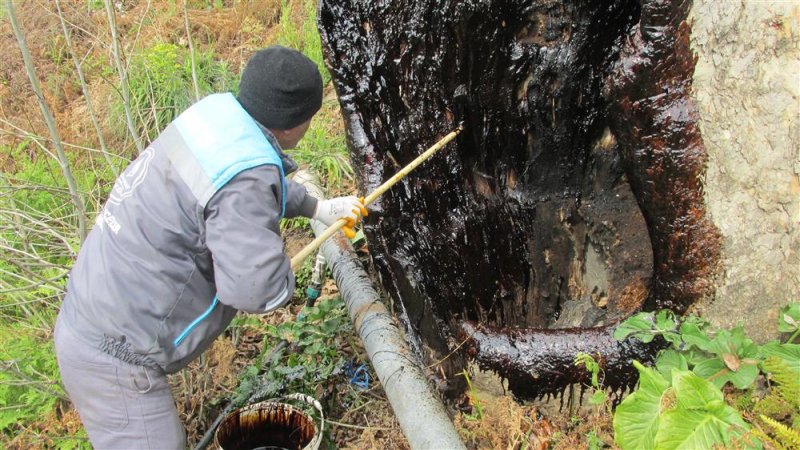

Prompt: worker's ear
xmin=270 ymin=119 xmax=312 ymax=149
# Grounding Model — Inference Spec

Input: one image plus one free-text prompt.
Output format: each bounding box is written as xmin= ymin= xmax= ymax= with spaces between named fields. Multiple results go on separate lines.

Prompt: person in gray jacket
xmin=53 ymin=46 xmax=365 ymax=449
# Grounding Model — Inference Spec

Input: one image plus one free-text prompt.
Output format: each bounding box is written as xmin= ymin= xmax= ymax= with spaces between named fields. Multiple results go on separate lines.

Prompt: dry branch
xmin=6 ymin=0 xmax=88 ymax=244
xmin=104 ymin=0 xmax=145 ymax=153
xmin=55 ymin=0 xmax=119 ymax=178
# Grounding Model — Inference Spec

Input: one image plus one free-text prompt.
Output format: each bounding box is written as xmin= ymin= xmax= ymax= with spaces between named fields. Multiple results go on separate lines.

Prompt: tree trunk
xmin=319 ymin=0 xmax=799 ymax=399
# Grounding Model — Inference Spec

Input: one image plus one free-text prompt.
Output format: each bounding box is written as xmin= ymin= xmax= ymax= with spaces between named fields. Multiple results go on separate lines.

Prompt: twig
xmin=103 ymin=0 xmax=144 ymax=153
xmin=0 ymin=361 xmax=69 ymax=403
xmin=6 ymin=0 xmax=89 ymax=243
xmin=0 ymin=118 xmax=129 ymax=162
xmin=424 ymin=331 xmax=475 ymax=370
xmin=55 ymin=0 xmax=119 ymax=177
xmin=183 ymin=0 xmax=200 ymax=102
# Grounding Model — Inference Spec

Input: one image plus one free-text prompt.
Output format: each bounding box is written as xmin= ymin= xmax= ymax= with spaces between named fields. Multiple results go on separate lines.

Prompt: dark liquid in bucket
xmin=215 ymin=402 xmax=316 ymax=450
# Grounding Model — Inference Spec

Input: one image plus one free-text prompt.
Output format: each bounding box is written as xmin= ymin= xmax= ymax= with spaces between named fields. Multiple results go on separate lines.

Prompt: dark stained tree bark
xmin=319 ymin=0 xmax=720 ymax=399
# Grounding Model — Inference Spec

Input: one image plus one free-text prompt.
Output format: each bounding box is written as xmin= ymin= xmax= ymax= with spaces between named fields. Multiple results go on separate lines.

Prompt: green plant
xmin=0 ymin=143 xmax=110 ymax=323
xmin=0 ymin=323 xmax=65 ymax=434
xmin=586 ymin=429 xmax=605 ymax=450
xmin=112 ymin=43 xmax=235 ymax=142
xmin=277 ymin=0 xmax=330 ymax=85
xmin=753 ymin=355 xmax=800 ymax=447
xmin=85 ymin=0 xmax=103 ymax=11
xmin=460 ymin=370 xmax=485 ymax=421
xmin=231 ymin=297 xmax=353 ymax=404
xmin=292 ymin=254 xmax=314 ymax=299
xmin=755 ymin=415 xmax=800 ymax=449
xmin=272 ymin=0 xmax=354 ymax=189
xmin=575 ymin=352 xmax=612 ymax=448
xmin=614 ymin=310 xmax=762 ymax=389
xmin=779 ymin=303 xmax=800 ymax=344
xmin=280 ymin=216 xmax=311 ymax=233
xmin=614 ymin=361 xmax=758 ymax=450
xmin=612 ymin=304 xmax=800 ymax=450
xmin=289 ymin=123 xmax=353 ymax=188
xmin=575 ymin=352 xmax=607 ymax=407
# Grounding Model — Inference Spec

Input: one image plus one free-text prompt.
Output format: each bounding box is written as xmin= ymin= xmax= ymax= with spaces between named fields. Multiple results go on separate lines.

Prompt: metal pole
xmin=296 ymin=171 xmax=466 ymax=450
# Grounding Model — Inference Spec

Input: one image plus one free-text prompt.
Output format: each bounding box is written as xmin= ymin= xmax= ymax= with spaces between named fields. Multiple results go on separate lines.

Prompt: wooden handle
xmin=290 ymin=127 xmax=462 ymax=271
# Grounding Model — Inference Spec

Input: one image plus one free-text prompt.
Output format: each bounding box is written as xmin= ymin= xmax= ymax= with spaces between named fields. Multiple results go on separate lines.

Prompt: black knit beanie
xmin=237 ymin=46 xmax=323 ymax=130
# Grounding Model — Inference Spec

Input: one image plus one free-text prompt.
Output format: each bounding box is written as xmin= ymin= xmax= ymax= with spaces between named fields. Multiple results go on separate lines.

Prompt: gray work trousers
xmin=54 ymin=312 xmax=185 ymax=449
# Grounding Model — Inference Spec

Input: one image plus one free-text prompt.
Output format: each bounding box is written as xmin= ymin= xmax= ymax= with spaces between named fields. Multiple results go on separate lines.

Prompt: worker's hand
xmin=313 ymin=196 xmax=367 ymax=238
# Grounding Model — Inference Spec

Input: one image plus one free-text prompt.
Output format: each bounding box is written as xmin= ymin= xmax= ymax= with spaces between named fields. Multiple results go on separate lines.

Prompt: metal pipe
xmin=294 ymin=171 xmax=466 ymax=450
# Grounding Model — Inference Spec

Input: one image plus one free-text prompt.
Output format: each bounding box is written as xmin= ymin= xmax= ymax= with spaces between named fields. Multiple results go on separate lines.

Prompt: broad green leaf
xmin=724 ymin=362 xmax=759 ymax=389
xmin=654 ymin=408 xmax=725 ymax=450
xmin=778 ymin=303 xmax=800 ymax=333
xmin=693 ymin=357 xmax=726 ymax=384
xmin=613 ymin=361 xmax=670 ymax=450
xmin=683 ymin=348 xmax=712 ymax=366
xmin=672 ymin=370 xmax=723 ymax=409
xmin=706 ymin=329 xmax=736 ymax=358
xmin=705 ymin=401 xmax=752 ymax=435
xmin=730 ymin=326 xmax=759 ymax=358
xmin=654 ymin=404 xmax=755 ymax=450
xmin=614 ymin=313 xmax=656 ymax=342
xmin=655 ymin=310 xmax=678 ymax=332
xmin=662 ymin=332 xmax=683 ymax=347
xmin=656 ymin=349 xmax=688 ymax=380
xmin=637 ymin=360 xmax=672 ymax=394
xmin=589 ymin=390 xmax=607 ymax=406
xmin=679 ymin=321 xmax=712 ymax=352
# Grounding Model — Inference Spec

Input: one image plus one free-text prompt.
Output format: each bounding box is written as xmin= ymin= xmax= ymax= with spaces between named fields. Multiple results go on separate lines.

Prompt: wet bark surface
xmin=319 ymin=0 xmax=721 ymax=399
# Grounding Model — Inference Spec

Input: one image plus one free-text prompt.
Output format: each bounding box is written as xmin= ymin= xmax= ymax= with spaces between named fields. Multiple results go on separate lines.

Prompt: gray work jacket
xmin=60 ymin=94 xmax=317 ymax=373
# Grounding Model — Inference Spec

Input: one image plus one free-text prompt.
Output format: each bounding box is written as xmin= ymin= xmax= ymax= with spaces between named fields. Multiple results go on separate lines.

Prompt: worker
xmin=53 ymin=46 xmax=365 ymax=449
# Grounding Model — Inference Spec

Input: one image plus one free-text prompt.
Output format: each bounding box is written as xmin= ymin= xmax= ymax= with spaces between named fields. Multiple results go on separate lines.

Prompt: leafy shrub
xmin=614 ymin=361 xmax=757 ymax=450
xmin=612 ymin=303 xmax=800 ymax=450
xmin=231 ymin=297 xmax=353 ymax=404
xmin=0 ymin=324 xmax=62 ymax=433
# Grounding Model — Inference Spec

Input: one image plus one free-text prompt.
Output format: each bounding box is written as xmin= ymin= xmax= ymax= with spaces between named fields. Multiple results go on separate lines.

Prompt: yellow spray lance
xmin=290 ymin=125 xmax=463 ymax=272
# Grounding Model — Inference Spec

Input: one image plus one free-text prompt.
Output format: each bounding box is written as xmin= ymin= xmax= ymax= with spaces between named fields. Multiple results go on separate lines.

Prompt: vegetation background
xmin=0 ymin=0 xmax=405 ymax=448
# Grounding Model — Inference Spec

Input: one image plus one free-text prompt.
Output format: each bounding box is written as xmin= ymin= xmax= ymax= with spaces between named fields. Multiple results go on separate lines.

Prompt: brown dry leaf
xmin=723 ymin=353 xmax=741 ymax=372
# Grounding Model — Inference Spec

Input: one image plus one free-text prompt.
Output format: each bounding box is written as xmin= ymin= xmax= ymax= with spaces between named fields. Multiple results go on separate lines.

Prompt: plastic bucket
xmin=214 ymin=394 xmax=323 ymax=450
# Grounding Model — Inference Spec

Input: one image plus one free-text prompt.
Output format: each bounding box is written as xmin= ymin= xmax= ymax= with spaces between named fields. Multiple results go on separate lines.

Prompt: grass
xmin=275 ymin=0 xmax=354 ymax=193
xmin=111 ymin=42 xmax=236 ymax=143
xmin=0 ymin=137 xmax=113 ymax=444
xmin=1 ymin=0 xmax=356 ymax=447
xmin=289 ymin=112 xmax=354 ymax=191
xmin=277 ymin=0 xmax=331 ymax=86
xmin=0 ymin=141 xmax=112 ymax=323
xmin=107 ymin=0 xmax=353 ymax=192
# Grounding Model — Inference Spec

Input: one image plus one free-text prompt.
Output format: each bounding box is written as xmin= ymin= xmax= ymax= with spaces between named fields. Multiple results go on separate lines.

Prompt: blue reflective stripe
xmin=172 ymin=93 xmax=286 ymax=215
xmin=173 ymin=296 xmax=219 ymax=347
xmin=278 ymin=165 xmax=287 ymax=216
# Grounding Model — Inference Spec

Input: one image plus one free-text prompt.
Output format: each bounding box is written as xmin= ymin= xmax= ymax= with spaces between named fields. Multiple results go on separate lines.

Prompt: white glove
xmin=313 ymin=196 xmax=367 ymax=237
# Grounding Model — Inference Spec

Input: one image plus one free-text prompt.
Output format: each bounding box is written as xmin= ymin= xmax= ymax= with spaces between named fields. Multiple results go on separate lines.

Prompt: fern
xmin=759 ymin=415 xmax=800 ymax=450
xmin=762 ymin=356 xmax=800 ymax=409
xmin=750 ymin=427 xmax=788 ymax=450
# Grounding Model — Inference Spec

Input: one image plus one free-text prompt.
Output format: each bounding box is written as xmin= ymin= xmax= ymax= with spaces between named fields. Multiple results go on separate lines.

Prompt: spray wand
xmin=290 ymin=125 xmax=463 ymax=272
